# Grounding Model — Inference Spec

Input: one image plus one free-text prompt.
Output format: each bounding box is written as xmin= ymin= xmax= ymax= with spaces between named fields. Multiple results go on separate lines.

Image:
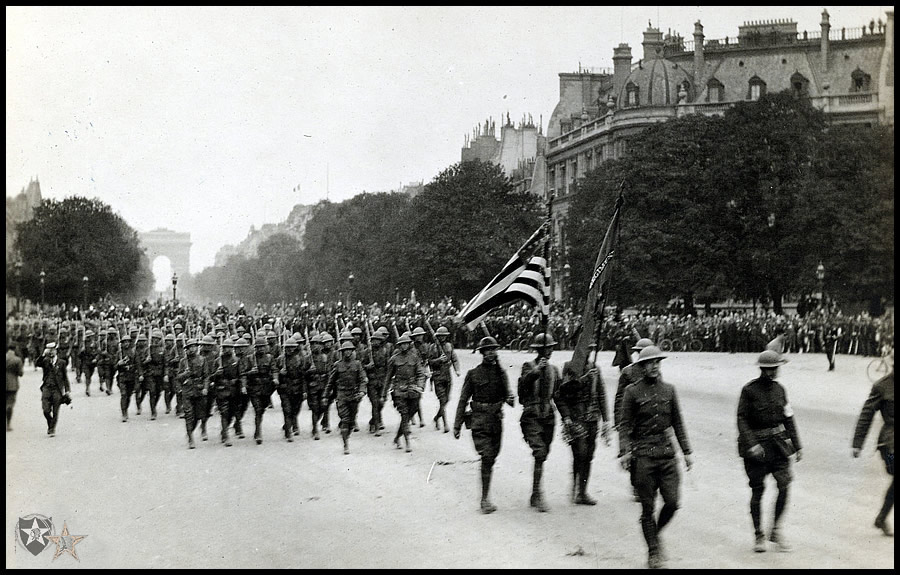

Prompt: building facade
xmin=461 ymin=114 xmax=547 ymax=197
xmin=544 ymin=9 xmax=894 ymax=300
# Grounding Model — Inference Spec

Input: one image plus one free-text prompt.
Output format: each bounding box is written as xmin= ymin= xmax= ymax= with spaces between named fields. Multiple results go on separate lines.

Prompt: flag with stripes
xmin=457 ymin=223 xmax=551 ymax=330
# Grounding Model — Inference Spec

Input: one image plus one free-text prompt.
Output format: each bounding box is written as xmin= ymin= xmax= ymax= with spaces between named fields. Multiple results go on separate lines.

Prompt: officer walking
xmin=248 ymin=338 xmax=274 ymax=444
xmin=307 ymin=334 xmax=329 ymax=439
xmin=737 ymin=350 xmax=802 ymax=553
xmin=278 ymin=337 xmax=307 ymax=441
xmin=364 ymin=330 xmax=389 ymax=436
xmin=453 ymin=336 xmax=514 ymax=514
xmin=210 ymin=337 xmax=239 ymax=446
xmin=144 ymin=331 xmax=166 ymax=420
xmin=7 ymin=341 xmax=24 ymax=431
xmin=618 ymin=346 xmax=693 ymax=569
xmin=80 ymin=330 xmax=98 ymax=396
xmin=518 ymin=333 xmax=561 ymax=512
xmin=852 ymin=348 xmax=894 ymax=537
xmin=615 ymin=337 xmax=654 ymax=501
xmin=325 ymin=340 xmax=368 ymax=454
xmin=35 ymin=342 xmax=71 ymax=437
xmin=115 ymin=335 xmax=139 ymax=422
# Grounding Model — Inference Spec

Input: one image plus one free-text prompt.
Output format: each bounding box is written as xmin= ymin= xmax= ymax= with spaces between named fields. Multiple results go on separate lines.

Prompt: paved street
xmin=6 ymin=350 xmax=894 ymax=568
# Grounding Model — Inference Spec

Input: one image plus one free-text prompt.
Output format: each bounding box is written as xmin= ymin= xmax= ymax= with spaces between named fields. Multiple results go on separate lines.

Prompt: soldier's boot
xmin=418 ymin=405 xmax=426 ymax=428
xmin=284 ymin=424 xmax=293 ymax=442
xmin=769 ymin=527 xmax=792 ymax=552
xmin=753 ymin=532 xmax=766 ymax=553
xmin=342 ymin=429 xmax=350 ymax=455
xmin=255 ymin=414 xmax=263 ymax=444
xmin=480 ymin=462 xmax=496 ymax=514
xmin=106 ymin=381 xmax=112 ymax=395
xmin=403 ymin=432 xmax=412 ymax=453
xmin=223 ymin=428 xmax=233 ymax=447
xmin=530 ymin=462 xmax=548 ymax=512
xmin=442 ymin=413 xmax=449 ymax=434
xmin=188 ymin=433 xmax=196 ymax=449
xmin=576 ymin=478 xmax=597 ymax=505
xmin=200 ymin=420 xmax=208 ymax=441
xmin=85 ymin=381 xmax=90 ymax=397
xmin=121 ymin=408 xmax=128 ymax=423
xmin=292 ymin=416 xmax=300 ymax=436
xmin=433 ymin=414 xmax=440 ymax=430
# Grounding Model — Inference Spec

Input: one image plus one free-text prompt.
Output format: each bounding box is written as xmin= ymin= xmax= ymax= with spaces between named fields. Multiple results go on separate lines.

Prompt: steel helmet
xmin=631 ymin=338 xmax=655 ymax=352
xmin=757 ymin=350 xmax=788 ymax=368
xmin=412 ymin=327 xmax=426 ymax=337
xmin=435 ymin=326 xmax=450 ymax=336
xmin=530 ymin=333 xmax=557 ymax=348
xmin=633 ymin=346 xmax=667 ymax=364
xmin=340 ymin=341 xmax=355 ymax=352
xmin=477 ymin=336 xmax=501 ymax=351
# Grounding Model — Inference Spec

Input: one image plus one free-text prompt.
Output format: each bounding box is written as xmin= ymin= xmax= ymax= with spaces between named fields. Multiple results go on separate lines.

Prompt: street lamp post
xmin=15 ymin=261 xmax=23 ymax=314
xmin=816 ymin=261 xmax=825 ymax=309
xmin=40 ymin=269 xmax=46 ymax=312
xmin=172 ymin=272 xmax=178 ymax=304
xmin=394 ymin=287 xmax=400 ymax=307
xmin=563 ymin=263 xmax=571 ymax=308
xmin=83 ymin=276 xmax=89 ymax=312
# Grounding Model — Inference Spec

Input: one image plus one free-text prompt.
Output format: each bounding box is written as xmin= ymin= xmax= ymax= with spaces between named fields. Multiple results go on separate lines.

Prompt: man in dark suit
xmin=34 ymin=342 xmax=71 ymax=437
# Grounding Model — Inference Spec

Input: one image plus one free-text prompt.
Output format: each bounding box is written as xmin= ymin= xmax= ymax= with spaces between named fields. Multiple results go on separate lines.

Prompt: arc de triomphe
xmin=139 ymin=228 xmax=191 ymax=280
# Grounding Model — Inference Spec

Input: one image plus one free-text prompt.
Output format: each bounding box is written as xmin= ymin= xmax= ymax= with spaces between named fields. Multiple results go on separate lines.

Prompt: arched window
xmin=790 ymin=72 xmax=809 ymax=98
xmin=850 ymin=67 xmax=872 ymax=92
xmin=625 ymin=82 xmax=640 ymax=107
xmin=707 ymin=78 xmax=725 ymax=103
xmin=747 ymin=76 xmax=766 ymax=101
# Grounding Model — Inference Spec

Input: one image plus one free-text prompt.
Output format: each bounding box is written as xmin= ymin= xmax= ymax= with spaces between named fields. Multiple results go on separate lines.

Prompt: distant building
xmin=6 ymin=177 xmax=42 ymax=261
xmin=213 ymin=203 xmax=315 ymax=267
xmin=545 ymin=8 xmax=894 ymax=299
xmin=461 ymin=113 xmax=547 ymax=197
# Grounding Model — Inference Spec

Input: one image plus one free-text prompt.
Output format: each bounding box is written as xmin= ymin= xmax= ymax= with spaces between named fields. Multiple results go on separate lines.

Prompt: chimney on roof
xmin=613 ymin=43 xmax=632 ymax=97
xmin=693 ymin=21 xmax=705 ymax=82
xmin=821 ymin=9 xmax=831 ymax=72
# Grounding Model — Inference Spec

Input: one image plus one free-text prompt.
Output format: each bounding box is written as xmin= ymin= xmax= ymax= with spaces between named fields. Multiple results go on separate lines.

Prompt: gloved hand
xmin=684 ymin=453 xmax=694 ymax=471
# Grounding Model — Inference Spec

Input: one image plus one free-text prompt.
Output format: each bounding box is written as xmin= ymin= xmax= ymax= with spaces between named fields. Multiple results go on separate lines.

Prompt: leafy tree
xmin=402 ymin=160 xmax=543 ymax=301
xmin=10 ymin=197 xmax=152 ymax=305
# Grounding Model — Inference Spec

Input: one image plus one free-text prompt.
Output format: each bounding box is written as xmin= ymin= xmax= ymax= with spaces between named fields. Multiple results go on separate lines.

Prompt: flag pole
xmin=541 ymin=193 xmax=554 ymax=336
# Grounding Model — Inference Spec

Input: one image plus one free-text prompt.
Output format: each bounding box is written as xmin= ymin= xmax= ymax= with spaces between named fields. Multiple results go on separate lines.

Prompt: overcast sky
xmin=6 ymin=6 xmax=888 ymax=274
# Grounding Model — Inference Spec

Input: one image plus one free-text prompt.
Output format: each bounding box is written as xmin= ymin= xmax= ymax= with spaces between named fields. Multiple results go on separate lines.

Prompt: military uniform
xmin=96 ymin=330 xmax=116 ymax=395
xmin=384 ymin=338 xmax=426 ymax=452
xmin=326 ymin=343 xmax=368 ymax=454
xmin=737 ymin=359 xmax=801 ymax=551
xmin=133 ymin=335 xmax=149 ymax=414
xmin=619 ymin=347 xmax=692 ymax=567
xmin=248 ymin=341 xmax=274 ymax=444
xmin=115 ymin=338 xmax=141 ymax=421
xmin=308 ymin=340 xmax=331 ymax=438
xmin=163 ymin=337 xmax=179 ymax=414
xmin=824 ymin=326 xmax=838 ymax=371
xmin=35 ymin=347 xmax=70 ymax=436
xmin=210 ymin=341 xmax=241 ymax=446
xmin=7 ymin=346 xmax=24 ymax=431
xmin=143 ymin=335 xmax=166 ymax=419
xmin=364 ymin=335 xmax=390 ymax=435
xmin=177 ymin=342 xmax=210 ymax=448
xmin=427 ymin=334 xmax=459 ymax=432
xmin=852 ymin=370 xmax=894 ymax=535
xmin=557 ymin=360 xmax=610 ymax=504
xmin=453 ymin=337 xmax=513 ymax=513
xmin=278 ymin=341 xmax=308 ymax=441
xmin=79 ymin=333 xmax=98 ymax=394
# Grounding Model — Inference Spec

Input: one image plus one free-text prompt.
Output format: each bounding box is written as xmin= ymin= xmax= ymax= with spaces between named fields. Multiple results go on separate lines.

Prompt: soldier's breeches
xmin=367 ymin=386 xmax=383 ymax=427
xmin=434 ymin=381 xmax=451 ymax=406
xmin=216 ymin=393 xmax=235 ymax=434
xmin=396 ymin=397 xmax=417 ymax=434
xmin=184 ymin=396 xmax=206 ymax=434
xmin=634 ymin=456 xmax=680 ymax=553
xmin=83 ymin=365 xmax=95 ymax=384
xmin=337 ymin=399 xmax=360 ymax=431
xmin=471 ymin=413 xmax=503 ymax=460
xmin=118 ymin=381 xmax=135 ymax=413
xmin=520 ymin=411 xmax=555 ymax=461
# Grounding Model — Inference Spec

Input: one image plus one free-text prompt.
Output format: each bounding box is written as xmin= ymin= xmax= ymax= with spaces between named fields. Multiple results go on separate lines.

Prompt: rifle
xmin=426 ymin=318 xmax=459 ymax=377
xmin=390 ymin=321 xmax=401 ymax=342
xmin=364 ymin=317 xmax=375 ymax=365
xmin=404 ymin=317 xmax=413 ymax=336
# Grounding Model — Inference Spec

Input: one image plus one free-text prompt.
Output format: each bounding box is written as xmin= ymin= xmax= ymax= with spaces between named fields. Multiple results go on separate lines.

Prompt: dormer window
xmin=850 ymin=68 xmax=872 ymax=92
xmin=707 ymin=78 xmax=724 ymax=103
xmin=747 ymin=76 xmax=766 ymax=101
xmin=625 ymin=82 xmax=640 ymax=107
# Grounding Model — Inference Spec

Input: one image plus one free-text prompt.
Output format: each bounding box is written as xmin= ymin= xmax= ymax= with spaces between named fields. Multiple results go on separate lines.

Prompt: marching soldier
xmin=619 ymin=346 xmax=693 ymax=569
xmin=411 ymin=327 xmax=430 ymax=428
xmin=233 ymin=336 xmax=253 ymax=439
xmin=143 ymin=331 xmax=166 ymax=420
xmin=133 ymin=333 xmax=149 ymax=415
xmin=557 ymin=344 xmax=611 ymax=505
xmin=427 ymin=326 xmax=459 ymax=432
xmin=738 ymin=350 xmax=802 ymax=553
xmin=35 ymin=342 xmax=71 ymax=437
xmin=163 ymin=334 xmax=179 ymax=415
xmin=199 ymin=335 xmax=218 ymax=422
xmin=115 ymin=335 xmax=139 ymax=422
xmin=364 ymin=331 xmax=390 ymax=436
xmin=210 ymin=337 xmax=240 ymax=446
xmin=325 ymin=340 xmax=368 ymax=454
xmin=80 ymin=330 xmax=98 ymax=396
xmin=305 ymin=334 xmax=328 ymax=440
xmin=518 ymin=333 xmax=561 ymax=512
xmin=266 ymin=329 xmax=281 ymax=409
xmin=96 ymin=328 xmax=116 ymax=395
xmin=453 ymin=336 xmax=515 ymax=514
xmin=177 ymin=338 xmax=210 ymax=449
xmin=319 ymin=332 xmax=336 ymax=433
xmin=278 ymin=337 xmax=307 ymax=441
xmin=615 ymin=337 xmax=655 ymax=501
xmin=248 ymin=338 xmax=274 ymax=444
xmin=852 ymin=348 xmax=894 ymax=537
xmin=383 ymin=333 xmax=426 ymax=452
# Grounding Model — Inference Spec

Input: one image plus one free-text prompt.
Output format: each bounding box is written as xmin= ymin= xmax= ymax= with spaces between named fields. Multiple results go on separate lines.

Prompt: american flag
xmin=457 ymin=224 xmax=550 ymax=330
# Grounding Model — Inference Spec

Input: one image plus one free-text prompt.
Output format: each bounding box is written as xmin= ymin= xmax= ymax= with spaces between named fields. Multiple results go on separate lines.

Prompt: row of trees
xmin=566 ymin=93 xmax=893 ymax=314
xmin=7 ymin=197 xmax=153 ymax=306
xmin=190 ymin=160 xmax=544 ymax=305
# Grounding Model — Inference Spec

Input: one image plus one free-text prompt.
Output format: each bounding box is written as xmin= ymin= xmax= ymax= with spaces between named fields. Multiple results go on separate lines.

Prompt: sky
xmin=6 ymin=6 xmax=889 ymax=274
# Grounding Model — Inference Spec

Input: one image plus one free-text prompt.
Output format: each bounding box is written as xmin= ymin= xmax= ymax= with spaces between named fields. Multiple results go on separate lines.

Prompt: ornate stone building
xmin=544 ymin=9 xmax=894 ymax=300
xmin=461 ymin=114 xmax=547 ymax=197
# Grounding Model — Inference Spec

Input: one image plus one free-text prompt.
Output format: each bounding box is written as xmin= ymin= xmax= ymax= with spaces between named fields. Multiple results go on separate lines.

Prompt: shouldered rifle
xmin=390 ymin=321 xmax=400 ymax=342
xmin=304 ymin=326 xmax=316 ymax=372
xmin=364 ymin=317 xmax=375 ymax=365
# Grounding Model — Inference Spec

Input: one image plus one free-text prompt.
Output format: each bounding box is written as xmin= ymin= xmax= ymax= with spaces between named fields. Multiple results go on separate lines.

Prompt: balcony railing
xmin=666 ymin=26 xmax=882 ymax=55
